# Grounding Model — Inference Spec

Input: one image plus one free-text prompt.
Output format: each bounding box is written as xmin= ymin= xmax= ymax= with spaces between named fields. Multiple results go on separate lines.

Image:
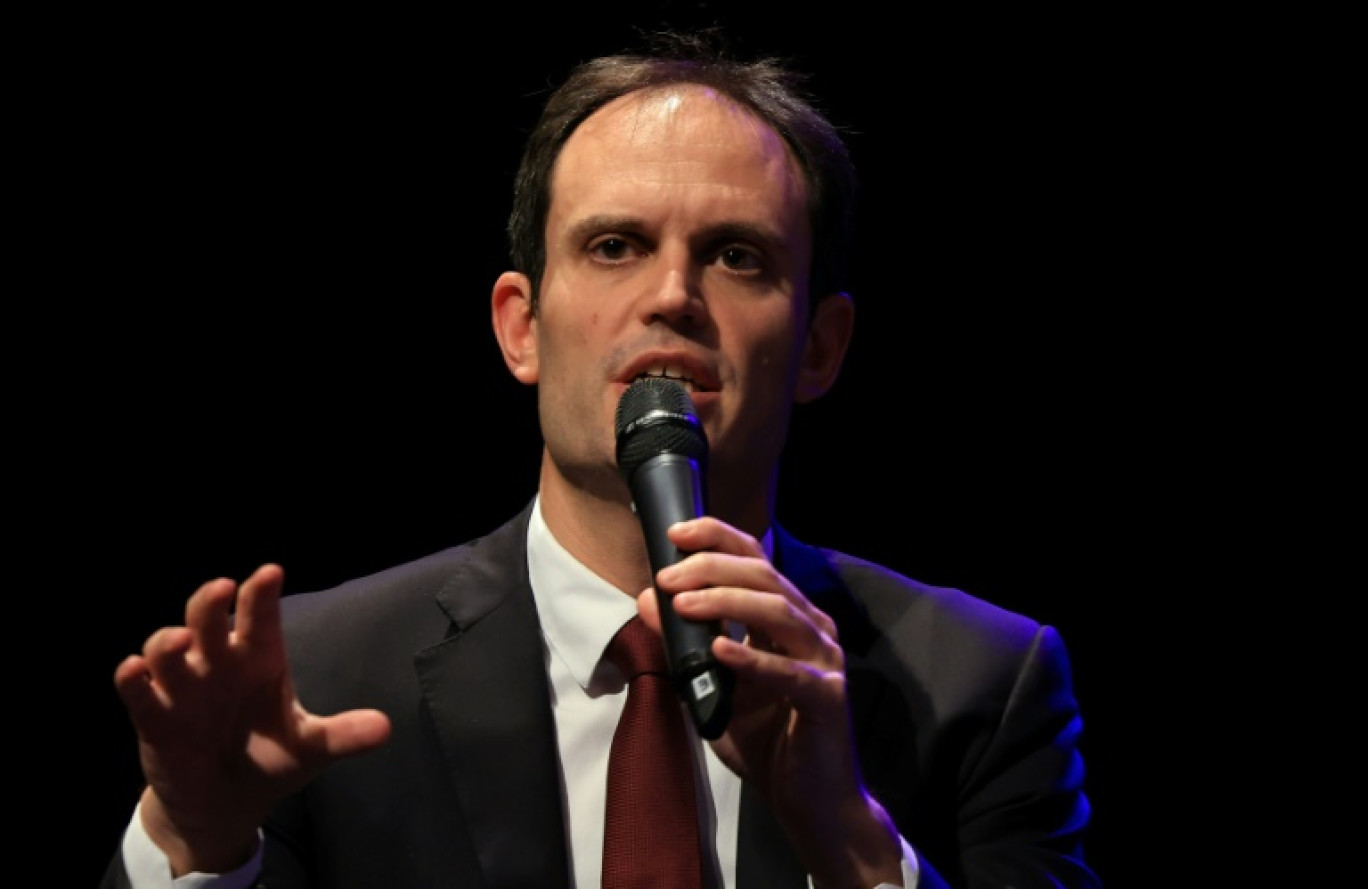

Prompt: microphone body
xmin=615 ymin=377 xmax=734 ymax=739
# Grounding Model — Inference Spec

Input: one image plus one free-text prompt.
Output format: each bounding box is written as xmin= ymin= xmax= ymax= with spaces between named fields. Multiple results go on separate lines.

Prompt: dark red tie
xmin=601 ymin=615 xmax=704 ymax=888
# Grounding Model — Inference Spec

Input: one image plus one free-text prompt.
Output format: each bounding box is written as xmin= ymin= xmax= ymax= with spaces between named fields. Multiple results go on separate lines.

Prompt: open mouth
xmin=632 ymin=366 xmax=709 ymax=393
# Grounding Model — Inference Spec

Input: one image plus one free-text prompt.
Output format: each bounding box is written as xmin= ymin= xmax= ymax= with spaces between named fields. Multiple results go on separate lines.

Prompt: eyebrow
xmin=566 ymin=215 xmax=790 ymax=255
xmin=564 ymin=214 xmax=641 ymax=245
xmin=696 ymin=221 xmax=787 ymax=255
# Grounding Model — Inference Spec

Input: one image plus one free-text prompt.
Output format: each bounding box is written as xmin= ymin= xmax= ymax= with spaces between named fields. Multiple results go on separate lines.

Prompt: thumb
xmin=635 ymin=586 xmax=662 ymax=634
xmin=314 ymin=709 xmax=392 ymax=758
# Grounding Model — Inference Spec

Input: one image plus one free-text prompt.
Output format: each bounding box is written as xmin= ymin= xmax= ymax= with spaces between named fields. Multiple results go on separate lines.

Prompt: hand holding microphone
xmin=615 ymin=376 xmax=734 ymax=739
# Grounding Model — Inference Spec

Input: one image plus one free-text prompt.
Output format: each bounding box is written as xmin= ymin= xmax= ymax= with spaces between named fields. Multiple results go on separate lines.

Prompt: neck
xmin=534 ymin=450 xmax=779 ymax=596
xmin=536 ymin=455 xmax=654 ymax=596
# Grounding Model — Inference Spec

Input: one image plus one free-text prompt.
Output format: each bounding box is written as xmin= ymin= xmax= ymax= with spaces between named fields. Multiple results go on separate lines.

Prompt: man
xmin=103 ymin=30 xmax=1099 ymax=889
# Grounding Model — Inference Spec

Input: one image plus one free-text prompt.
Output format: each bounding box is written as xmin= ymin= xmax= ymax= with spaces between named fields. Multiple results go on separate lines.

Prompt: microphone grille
xmin=615 ymin=377 xmax=708 ymax=476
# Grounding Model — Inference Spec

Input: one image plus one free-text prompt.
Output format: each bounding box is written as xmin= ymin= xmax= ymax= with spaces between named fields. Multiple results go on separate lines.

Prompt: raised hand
xmin=113 ymin=564 xmax=392 ymax=877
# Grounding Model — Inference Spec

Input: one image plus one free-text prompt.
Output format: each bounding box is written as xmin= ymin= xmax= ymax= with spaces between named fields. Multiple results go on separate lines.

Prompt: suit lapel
xmin=414 ymin=503 xmax=571 ymax=888
xmin=404 ymin=514 xmax=879 ymax=888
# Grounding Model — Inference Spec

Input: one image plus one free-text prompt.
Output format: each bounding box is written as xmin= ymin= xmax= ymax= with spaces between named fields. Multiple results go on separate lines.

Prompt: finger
xmin=674 ymin=586 xmax=838 ymax=665
xmin=140 ymin=626 xmax=198 ymax=704
xmin=660 ymin=552 xmax=838 ymax=642
xmin=635 ymin=586 xmax=661 ymax=633
xmin=313 ymin=709 xmax=393 ymax=758
xmin=659 ymin=518 xmax=837 ymax=637
xmin=113 ymin=653 xmax=186 ymax=742
xmin=232 ymin=564 xmax=286 ymax=647
xmin=656 ymin=551 xmax=777 ymax=597
xmin=185 ymin=577 xmax=239 ymax=664
xmin=114 ymin=654 xmax=162 ymax=715
xmin=711 ymin=635 xmax=847 ymax=718
xmin=666 ymin=517 xmax=765 ymax=559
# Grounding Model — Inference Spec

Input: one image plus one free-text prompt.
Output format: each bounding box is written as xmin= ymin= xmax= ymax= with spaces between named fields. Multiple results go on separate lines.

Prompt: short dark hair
xmin=506 ymin=29 xmax=859 ymax=314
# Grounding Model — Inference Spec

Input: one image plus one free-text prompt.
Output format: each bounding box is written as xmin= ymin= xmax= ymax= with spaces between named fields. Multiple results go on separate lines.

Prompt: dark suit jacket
xmin=104 ymin=499 xmax=1099 ymax=888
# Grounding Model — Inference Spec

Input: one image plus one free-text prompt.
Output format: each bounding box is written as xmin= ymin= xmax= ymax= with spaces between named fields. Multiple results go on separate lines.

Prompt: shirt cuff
xmin=890 ymin=832 xmax=921 ymax=888
xmin=807 ymin=832 xmax=921 ymax=889
xmin=121 ymin=799 xmax=264 ymax=889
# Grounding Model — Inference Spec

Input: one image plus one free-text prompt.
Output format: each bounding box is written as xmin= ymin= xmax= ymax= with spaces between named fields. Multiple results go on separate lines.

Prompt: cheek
xmin=741 ymin=309 xmax=804 ymax=369
xmin=544 ymin=282 xmax=605 ymax=343
xmin=537 ymin=304 xmax=615 ymax=387
xmin=558 ymin=312 xmax=600 ymax=355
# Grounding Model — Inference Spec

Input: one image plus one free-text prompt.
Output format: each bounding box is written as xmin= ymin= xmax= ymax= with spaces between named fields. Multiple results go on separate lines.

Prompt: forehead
xmin=550 ymin=84 xmax=808 ymax=217
xmin=574 ymin=84 xmax=779 ymax=152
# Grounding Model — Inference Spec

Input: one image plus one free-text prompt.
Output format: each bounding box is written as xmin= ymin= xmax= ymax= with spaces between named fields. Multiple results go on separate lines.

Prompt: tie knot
xmin=605 ymin=616 xmax=668 ymax=680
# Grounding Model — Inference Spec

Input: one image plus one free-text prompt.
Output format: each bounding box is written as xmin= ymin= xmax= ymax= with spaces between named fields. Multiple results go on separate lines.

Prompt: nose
xmin=638 ymin=251 xmax=708 ymax=328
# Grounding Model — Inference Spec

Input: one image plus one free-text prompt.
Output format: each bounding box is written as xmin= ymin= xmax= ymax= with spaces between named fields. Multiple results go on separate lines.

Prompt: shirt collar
xmin=526 ymin=494 xmax=772 ymax=692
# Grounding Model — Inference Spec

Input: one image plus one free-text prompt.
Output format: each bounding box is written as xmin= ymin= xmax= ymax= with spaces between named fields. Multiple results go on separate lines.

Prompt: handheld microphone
xmin=615 ymin=376 xmax=734 ymax=739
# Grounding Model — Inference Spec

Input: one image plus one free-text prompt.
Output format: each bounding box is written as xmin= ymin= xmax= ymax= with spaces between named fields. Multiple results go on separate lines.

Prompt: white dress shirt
xmin=119 ymin=496 xmax=917 ymax=887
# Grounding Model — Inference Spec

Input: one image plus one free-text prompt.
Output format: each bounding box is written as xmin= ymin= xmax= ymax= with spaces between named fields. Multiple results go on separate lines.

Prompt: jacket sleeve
xmin=949 ymin=624 xmax=1099 ymax=888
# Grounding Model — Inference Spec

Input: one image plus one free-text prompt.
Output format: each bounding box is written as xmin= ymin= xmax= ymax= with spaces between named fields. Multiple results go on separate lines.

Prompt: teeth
xmin=636 ymin=366 xmax=698 ymax=390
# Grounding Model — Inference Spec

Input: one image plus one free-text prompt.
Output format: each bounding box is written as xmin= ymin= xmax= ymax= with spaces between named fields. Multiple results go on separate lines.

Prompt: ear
xmin=491 ymin=271 xmax=539 ymax=385
xmin=794 ymin=292 xmax=854 ymax=404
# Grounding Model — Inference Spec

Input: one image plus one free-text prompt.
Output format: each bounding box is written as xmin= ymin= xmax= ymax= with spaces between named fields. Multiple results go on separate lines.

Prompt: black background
xmin=49 ymin=4 xmax=1232 ymax=885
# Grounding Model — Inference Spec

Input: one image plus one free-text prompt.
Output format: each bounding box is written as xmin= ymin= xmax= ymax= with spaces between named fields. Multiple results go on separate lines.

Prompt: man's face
xmin=533 ymin=85 xmax=815 ymax=517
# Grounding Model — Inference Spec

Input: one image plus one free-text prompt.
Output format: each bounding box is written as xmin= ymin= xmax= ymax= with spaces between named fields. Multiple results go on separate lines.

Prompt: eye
xmin=588 ymin=236 xmax=640 ymax=264
xmin=717 ymin=245 xmax=764 ymax=273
